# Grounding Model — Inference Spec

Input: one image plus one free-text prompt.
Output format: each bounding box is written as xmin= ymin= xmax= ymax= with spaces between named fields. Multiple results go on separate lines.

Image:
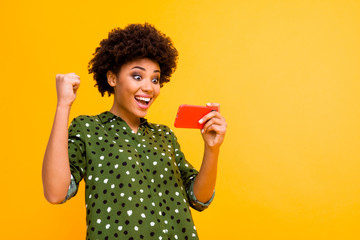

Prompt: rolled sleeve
xmin=187 ymin=177 xmax=215 ymax=211
xmin=63 ymin=117 xmax=87 ymax=202
xmin=61 ymin=174 xmax=78 ymax=204
xmin=169 ymin=127 xmax=215 ymax=211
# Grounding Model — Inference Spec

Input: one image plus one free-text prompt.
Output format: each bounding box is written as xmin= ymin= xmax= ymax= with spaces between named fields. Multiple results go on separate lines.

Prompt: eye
xmin=133 ymin=74 xmax=141 ymax=81
xmin=152 ymin=77 xmax=159 ymax=84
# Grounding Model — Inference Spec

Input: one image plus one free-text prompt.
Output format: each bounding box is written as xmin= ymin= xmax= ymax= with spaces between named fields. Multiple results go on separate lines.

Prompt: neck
xmin=109 ymin=105 xmax=140 ymax=133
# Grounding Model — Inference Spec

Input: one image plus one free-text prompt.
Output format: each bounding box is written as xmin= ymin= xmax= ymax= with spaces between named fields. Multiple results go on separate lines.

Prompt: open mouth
xmin=135 ymin=96 xmax=151 ymax=106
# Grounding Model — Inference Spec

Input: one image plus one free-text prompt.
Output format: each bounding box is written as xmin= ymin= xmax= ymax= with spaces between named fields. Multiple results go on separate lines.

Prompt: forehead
xmin=120 ymin=58 xmax=160 ymax=73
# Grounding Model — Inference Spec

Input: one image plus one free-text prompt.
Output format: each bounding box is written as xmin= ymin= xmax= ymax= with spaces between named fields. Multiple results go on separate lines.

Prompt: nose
xmin=141 ymin=78 xmax=153 ymax=93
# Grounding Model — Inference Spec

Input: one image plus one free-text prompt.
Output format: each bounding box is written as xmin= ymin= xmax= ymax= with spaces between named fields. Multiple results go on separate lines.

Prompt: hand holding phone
xmin=174 ymin=104 xmax=219 ymax=129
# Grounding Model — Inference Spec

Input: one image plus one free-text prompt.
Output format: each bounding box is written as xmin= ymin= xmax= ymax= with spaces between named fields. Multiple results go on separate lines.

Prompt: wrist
xmin=56 ymin=103 xmax=72 ymax=113
xmin=204 ymin=144 xmax=220 ymax=154
xmin=57 ymin=100 xmax=72 ymax=109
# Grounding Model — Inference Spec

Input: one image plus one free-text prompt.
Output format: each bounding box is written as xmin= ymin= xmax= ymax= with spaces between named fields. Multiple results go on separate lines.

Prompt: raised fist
xmin=55 ymin=73 xmax=80 ymax=107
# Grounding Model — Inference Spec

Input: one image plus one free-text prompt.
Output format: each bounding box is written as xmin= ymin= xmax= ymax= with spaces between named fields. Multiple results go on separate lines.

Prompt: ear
xmin=107 ymin=71 xmax=117 ymax=87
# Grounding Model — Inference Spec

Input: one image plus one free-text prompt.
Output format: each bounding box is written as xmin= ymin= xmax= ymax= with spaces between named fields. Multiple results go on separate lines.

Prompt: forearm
xmin=193 ymin=145 xmax=219 ymax=203
xmin=42 ymin=105 xmax=72 ymax=204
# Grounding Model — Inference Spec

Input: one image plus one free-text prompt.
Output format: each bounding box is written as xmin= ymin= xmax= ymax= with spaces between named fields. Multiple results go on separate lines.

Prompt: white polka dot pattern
xmin=66 ymin=111 xmax=209 ymax=239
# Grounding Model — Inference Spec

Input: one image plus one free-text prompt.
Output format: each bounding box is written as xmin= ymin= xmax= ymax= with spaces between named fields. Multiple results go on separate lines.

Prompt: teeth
xmin=135 ymin=97 xmax=151 ymax=102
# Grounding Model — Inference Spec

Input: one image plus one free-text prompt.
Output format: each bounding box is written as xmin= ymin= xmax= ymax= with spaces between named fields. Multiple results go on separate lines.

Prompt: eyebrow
xmin=131 ymin=66 xmax=160 ymax=73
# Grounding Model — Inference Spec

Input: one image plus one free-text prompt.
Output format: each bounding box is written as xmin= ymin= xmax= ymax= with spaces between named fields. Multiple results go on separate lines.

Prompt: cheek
xmin=153 ymin=86 xmax=161 ymax=99
xmin=121 ymin=82 xmax=138 ymax=95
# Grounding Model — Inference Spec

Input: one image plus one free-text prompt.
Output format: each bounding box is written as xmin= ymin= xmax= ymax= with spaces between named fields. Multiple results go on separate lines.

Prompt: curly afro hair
xmin=88 ymin=23 xmax=179 ymax=96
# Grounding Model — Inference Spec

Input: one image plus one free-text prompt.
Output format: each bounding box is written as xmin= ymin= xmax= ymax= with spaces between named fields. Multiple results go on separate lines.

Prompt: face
xmin=108 ymin=58 xmax=161 ymax=123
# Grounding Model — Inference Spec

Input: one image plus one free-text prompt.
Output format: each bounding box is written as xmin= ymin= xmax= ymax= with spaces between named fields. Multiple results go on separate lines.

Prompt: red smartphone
xmin=174 ymin=104 xmax=219 ymax=129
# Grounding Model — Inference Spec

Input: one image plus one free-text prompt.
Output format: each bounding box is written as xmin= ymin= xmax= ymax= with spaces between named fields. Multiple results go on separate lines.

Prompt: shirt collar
xmin=97 ymin=111 xmax=154 ymax=129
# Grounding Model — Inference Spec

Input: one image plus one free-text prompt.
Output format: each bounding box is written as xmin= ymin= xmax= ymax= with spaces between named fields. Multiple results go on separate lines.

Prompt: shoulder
xmin=70 ymin=115 xmax=98 ymax=126
xmin=148 ymin=122 xmax=174 ymax=134
xmin=71 ymin=114 xmax=95 ymax=122
xmin=69 ymin=113 xmax=104 ymax=132
xmin=147 ymin=122 xmax=178 ymax=142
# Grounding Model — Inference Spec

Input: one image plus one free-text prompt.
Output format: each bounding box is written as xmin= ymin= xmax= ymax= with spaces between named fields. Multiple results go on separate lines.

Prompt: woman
xmin=42 ymin=23 xmax=226 ymax=240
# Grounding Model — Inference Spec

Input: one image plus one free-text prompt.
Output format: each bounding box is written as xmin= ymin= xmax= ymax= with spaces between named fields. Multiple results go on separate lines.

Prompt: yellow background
xmin=1 ymin=0 xmax=360 ymax=239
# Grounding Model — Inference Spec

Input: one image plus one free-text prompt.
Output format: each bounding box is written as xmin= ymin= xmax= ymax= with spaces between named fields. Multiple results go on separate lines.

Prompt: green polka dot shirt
xmin=64 ymin=111 xmax=214 ymax=240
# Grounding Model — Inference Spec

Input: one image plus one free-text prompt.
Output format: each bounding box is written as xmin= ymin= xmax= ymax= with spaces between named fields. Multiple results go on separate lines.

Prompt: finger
xmin=202 ymin=118 xmax=225 ymax=134
xmin=72 ymin=79 xmax=81 ymax=90
xmin=63 ymin=73 xmax=80 ymax=81
xmin=67 ymin=72 xmax=79 ymax=77
xmin=206 ymin=102 xmax=220 ymax=112
xmin=203 ymin=124 xmax=227 ymax=139
xmin=202 ymin=116 xmax=224 ymax=128
xmin=202 ymin=113 xmax=227 ymax=131
xmin=73 ymin=84 xmax=80 ymax=91
xmin=202 ymin=122 xmax=223 ymax=135
xmin=206 ymin=102 xmax=220 ymax=107
xmin=68 ymin=74 xmax=80 ymax=81
xmin=203 ymin=124 xmax=223 ymax=134
xmin=201 ymin=121 xmax=213 ymax=134
xmin=199 ymin=110 xmax=224 ymax=124
xmin=71 ymin=78 xmax=80 ymax=85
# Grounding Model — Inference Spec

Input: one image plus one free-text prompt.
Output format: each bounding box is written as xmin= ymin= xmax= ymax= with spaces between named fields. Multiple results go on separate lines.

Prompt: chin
xmin=136 ymin=110 xmax=148 ymax=118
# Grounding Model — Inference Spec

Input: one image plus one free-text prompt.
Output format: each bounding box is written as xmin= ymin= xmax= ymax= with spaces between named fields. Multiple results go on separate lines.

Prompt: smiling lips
xmin=135 ymin=96 xmax=152 ymax=109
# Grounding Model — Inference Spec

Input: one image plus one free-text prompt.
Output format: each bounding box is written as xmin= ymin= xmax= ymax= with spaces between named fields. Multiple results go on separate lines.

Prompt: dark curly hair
xmin=88 ymin=23 xmax=179 ymax=96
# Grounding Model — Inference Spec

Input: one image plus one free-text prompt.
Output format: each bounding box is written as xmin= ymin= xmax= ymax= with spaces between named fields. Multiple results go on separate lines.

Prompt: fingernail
xmin=201 ymin=129 xmax=204 ymax=134
xmin=206 ymin=103 xmax=211 ymax=106
xmin=199 ymin=119 xmax=204 ymax=124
